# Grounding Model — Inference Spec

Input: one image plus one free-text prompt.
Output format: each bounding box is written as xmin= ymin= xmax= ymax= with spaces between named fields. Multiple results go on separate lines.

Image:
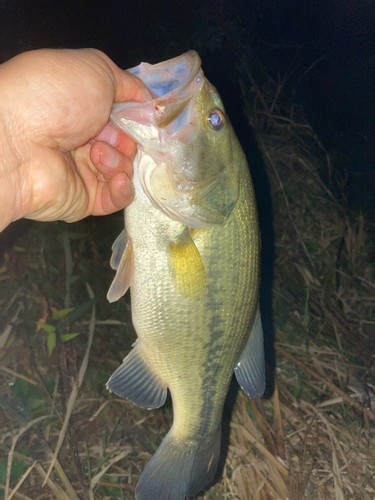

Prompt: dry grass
xmin=0 ymin=66 xmax=374 ymax=499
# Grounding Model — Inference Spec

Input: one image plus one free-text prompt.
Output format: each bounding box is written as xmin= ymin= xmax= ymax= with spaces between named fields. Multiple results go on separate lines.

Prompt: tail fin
xmin=135 ymin=426 xmax=221 ymax=500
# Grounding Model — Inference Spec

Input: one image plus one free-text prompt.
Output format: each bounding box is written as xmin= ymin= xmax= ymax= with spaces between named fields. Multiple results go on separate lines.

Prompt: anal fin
xmin=106 ymin=342 xmax=167 ymax=410
xmin=234 ymin=305 xmax=265 ymax=400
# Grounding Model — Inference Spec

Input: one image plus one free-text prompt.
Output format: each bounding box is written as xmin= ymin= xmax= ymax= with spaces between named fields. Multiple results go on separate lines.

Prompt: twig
xmin=97 ymin=481 xmax=135 ymax=492
xmin=240 ymin=66 xmax=270 ymax=115
xmin=0 ymin=484 xmax=33 ymax=500
xmin=296 ymin=155 xmax=339 ymax=206
xmin=5 ymin=415 xmax=49 ymax=499
xmin=0 ymin=302 xmax=23 ymax=351
xmin=309 ymin=406 xmax=346 ymax=499
xmin=230 ymin=422 xmax=289 ymax=479
xmin=43 ymin=283 xmax=96 ymax=487
xmin=0 ymin=366 xmax=37 ymax=385
xmin=5 ymin=428 xmax=78 ymax=500
xmin=48 ymin=455 xmax=80 ymax=500
xmin=3 ymin=288 xmax=23 ymax=315
xmin=34 ymin=461 xmax=71 ymax=500
xmin=275 ymin=343 xmax=375 ymax=422
xmin=294 ymin=55 xmax=327 ymax=92
xmin=89 ymin=448 xmax=132 ymax=499
xmin=270 ymin=77 xmax=287 ymax=114
xmin=6 ymin=460 xmax=36 ymax=500
xmin=44 ymin=372 xmax=59 ymax=441
xmin=272 ymin=385 xmax=285 ymax=460
xmin=248 ymin=400 xmax=275 ymax=455
xmin=88 ymin=400 xmax=111 ymax=422
xmin=257 ymin=134 xmax=314 ymax=267
xmin=62 ymin=228 xmax=73 ymax=309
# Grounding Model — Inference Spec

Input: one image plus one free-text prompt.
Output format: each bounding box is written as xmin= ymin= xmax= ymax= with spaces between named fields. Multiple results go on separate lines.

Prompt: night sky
xmin=1 ymin=0 xmax=374 ymax=221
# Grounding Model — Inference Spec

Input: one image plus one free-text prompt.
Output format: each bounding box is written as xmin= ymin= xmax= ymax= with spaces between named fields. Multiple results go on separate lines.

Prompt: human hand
xmin=0 ymin=48 xmax=146 ymax=231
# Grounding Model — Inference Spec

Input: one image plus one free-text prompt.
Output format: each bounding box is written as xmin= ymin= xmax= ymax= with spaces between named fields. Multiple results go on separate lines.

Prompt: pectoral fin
xmin=106 ymin=341 xmax=167 ymax=410
xmin=234 ymin=305 xmax=265 ymax=400
xmin=107 ymin=229 xmax=133 ymax=303
xmin=168 ymin=230 xmax=206 ymax=299
xmin=109 ymin=229 xmax=127 ymax=270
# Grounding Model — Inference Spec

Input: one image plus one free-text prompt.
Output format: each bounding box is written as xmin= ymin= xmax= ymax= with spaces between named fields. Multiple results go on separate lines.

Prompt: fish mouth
xmin=111 ymin=51 xmax=202 ymax=133
xmin=129 ymin=50 xmax=201 ymax=98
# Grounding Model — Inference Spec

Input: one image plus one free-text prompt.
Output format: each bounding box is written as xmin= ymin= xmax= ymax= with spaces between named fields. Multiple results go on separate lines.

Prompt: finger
xmin=108 ymin=171 xmax=134 ymax=209
xmin=74 ymin=142 xmax=134 ymax=216
xmin=94 ymin=123 xmax=137 ymax=159
xmin=95 ymin=171 xmax=134 ymax=215
xmin=116 ymin=130 xmax=138 ymax=159
xmin=90 ymin=141 xmax=134 ymax=181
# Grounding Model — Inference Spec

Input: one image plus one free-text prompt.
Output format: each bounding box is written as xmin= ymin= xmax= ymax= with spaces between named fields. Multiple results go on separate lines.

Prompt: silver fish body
xmin=106 ymin=51 xmax=265 ymax=500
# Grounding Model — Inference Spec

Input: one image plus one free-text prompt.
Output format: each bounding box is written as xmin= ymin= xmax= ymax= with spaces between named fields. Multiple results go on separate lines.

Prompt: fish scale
xmin=106 ymin=51 xmax=265 ymax=500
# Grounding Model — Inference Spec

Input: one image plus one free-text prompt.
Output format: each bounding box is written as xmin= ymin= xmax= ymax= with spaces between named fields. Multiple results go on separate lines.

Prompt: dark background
xmin=1 ymin=0 xmax=374 ymax=221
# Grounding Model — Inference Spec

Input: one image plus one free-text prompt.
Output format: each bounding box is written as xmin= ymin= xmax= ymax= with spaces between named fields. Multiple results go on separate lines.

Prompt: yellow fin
xmin=169 ymin=231 xmax=206 ymax=299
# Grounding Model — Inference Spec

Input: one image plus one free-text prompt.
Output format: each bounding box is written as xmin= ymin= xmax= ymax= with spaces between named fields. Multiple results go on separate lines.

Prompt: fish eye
xmin=207 ymin=109 xmax=225 ymax=131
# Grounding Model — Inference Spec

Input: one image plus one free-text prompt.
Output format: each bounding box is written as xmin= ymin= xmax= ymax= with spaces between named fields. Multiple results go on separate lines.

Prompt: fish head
xmin=110 ymin=51 xmax=238 ymax=227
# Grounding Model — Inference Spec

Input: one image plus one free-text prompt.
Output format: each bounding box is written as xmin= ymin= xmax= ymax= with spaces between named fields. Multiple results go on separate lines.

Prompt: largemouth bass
xmin=106 ymin=51 xmax=265 ymax=500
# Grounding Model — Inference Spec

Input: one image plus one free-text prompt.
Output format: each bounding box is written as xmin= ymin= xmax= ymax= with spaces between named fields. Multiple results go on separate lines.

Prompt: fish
xmin=106 ymin=51 xmax=265 ymax=500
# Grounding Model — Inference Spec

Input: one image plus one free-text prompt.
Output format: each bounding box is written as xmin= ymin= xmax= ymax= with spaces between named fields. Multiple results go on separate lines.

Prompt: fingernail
xmin=121 ymin=176 xmax=133 ymax=197
xmin=104 ymin=147 xmax=121 ymax=168
xmin=95 ymin=126 xmax=119 ymax=146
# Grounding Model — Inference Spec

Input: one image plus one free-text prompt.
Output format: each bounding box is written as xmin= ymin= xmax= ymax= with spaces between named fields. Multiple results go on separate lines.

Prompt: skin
xmin=0 ymin=48 xmax=148 ymax=232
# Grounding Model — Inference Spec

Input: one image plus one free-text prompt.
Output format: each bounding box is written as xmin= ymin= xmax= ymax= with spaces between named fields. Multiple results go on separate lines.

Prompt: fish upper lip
xmin=112 ymin=51 xmax=203 ymax=129
xmin=128 ymin=50 xmax=202 ymax=100
xmin=165 ymin=51 xmax=202 ymax=95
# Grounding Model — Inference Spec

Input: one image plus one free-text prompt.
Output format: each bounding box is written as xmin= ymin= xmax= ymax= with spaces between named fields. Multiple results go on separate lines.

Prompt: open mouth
xmin=110 ymin=51 xmax=203 ymax=134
